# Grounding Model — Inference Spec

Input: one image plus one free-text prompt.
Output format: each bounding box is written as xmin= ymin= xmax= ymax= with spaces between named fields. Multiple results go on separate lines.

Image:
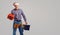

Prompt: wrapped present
xmin=7 ymin=13 xmax=14 ymax=20
xmin=23 ymin=25 xmax=30 ymax=30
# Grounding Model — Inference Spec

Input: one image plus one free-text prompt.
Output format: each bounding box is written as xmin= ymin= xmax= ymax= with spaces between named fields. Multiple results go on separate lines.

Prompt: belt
xmin=14 ymin=20 xmax=22 ymax=24
xmin=14 ymin=19 xmax=21 ymax=21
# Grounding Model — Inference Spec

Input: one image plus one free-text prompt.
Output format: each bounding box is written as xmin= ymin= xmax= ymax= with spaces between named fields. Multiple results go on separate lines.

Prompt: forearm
xmin=23 ymin=15 xmax=27 ymax=22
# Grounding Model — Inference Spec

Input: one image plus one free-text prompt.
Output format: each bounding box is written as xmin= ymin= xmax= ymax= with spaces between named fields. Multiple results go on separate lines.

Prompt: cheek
xmin=15 ymin=6 xmax=18 ymax=8
xmin=14 ymin=5 xmax=16 ymax=7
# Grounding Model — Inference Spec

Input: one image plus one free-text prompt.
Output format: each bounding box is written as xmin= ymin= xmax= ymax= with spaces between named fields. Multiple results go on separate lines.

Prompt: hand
xmin=25 ymin=22 xmax=27 ymax=25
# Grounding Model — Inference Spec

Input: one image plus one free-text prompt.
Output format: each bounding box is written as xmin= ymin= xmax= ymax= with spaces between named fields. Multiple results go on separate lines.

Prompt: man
xmin=11 ymin=2 xmax=27 ymax=35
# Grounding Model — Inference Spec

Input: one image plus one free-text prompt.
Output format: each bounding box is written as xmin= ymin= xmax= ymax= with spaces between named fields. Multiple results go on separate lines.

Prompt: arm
xmin=21 ymin=10 xmax=27 ymax=24
xmin=11 ymin=10 xmax=13 ymax=14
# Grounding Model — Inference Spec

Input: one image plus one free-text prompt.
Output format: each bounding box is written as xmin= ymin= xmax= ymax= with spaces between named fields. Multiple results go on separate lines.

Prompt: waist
xmin=14 ymin=19 xmax=21 ymax=21
xmin=14 ymin=18 xmax=21 ymax=20
xmin=14 ymin=20 xmax=22 ymax=24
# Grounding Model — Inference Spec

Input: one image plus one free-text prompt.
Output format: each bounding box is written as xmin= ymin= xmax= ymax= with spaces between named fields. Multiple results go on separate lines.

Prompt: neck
xmin=15 ymin=8 xmax=19 ymax=10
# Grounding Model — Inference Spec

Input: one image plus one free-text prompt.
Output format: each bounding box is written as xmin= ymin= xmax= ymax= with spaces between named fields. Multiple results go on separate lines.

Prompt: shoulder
xmin=11 ymin=9 xmax=15 ymax=11
xmin=11 ymin=9 xmax=16 ymax=13
xmin=19 ymin=9 xmax=23 ymax=13
xmin=11 ymin=9 xmax=15 ymax=13
xmin=19 ymin=9 xmax=23 ymax=11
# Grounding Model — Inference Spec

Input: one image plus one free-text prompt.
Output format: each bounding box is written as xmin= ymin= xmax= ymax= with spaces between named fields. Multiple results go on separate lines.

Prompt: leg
xmin=18 ymin=26 xmax=24 ymax=35
xmin=13 ymin=24 xmax=17 ymax=35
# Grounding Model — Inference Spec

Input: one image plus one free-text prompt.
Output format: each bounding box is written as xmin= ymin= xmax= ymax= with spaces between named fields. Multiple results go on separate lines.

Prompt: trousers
xmin=13 ymin=20 xmax=23 ymax=35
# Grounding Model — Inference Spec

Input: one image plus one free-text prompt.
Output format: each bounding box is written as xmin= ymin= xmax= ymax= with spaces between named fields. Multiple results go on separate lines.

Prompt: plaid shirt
xmin=11 ymin=9 xmax=26 ymax=22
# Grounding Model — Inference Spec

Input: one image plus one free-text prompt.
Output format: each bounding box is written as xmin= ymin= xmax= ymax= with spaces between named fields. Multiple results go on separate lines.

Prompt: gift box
xmin=7 ymin=13 xmax=14 ymax=20
xmin=23 ymin=25 xmax=30 ymax=30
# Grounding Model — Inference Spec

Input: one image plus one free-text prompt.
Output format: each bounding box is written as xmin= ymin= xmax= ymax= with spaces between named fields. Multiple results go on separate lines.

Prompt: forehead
xmin=13 ymin=3 xmax=19 ymax=5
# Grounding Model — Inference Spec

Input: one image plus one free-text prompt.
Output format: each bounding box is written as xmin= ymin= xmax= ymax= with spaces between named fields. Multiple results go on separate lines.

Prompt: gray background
xmin=0 ymin=0 xmax=60 ymax=35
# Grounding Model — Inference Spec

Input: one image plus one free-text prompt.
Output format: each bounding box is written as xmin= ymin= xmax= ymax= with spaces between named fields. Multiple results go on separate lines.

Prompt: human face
xmin=13 ymin=4 xmax=19 ymax=9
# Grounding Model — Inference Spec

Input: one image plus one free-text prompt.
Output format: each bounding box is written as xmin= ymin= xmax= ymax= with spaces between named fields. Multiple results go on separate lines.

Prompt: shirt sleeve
xmin=21 ymin=9 xmax=27 ymax=22
xmin=11 ymin=10 xmax=13 ymax=14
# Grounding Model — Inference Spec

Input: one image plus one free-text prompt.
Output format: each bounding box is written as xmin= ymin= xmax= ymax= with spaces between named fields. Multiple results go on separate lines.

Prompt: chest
xmin=13 ymin=10 xmax=21 ymax=15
